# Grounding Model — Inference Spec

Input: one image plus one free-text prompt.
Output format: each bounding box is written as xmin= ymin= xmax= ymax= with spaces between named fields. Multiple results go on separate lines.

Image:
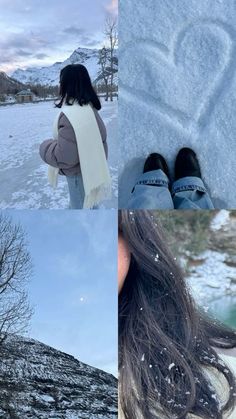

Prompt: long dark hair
xmin=56 ymin=64 xmax=101 ymax=110
xmin=119 ymin=210 xmax=236 ymax=419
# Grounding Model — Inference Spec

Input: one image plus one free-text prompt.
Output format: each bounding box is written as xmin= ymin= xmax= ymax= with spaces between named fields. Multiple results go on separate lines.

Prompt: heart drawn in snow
xmin=120 ymin=20 xmax=235 ymax=132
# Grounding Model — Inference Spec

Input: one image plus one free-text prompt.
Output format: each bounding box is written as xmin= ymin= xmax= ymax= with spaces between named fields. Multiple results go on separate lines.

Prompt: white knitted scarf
xmin=48 ymin=102 xmax=112 ymax=208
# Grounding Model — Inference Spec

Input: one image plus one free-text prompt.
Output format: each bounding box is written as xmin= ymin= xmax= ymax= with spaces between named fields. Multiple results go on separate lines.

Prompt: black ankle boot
xmin=143 ymin=153 xmax=169 ymax=178
xmin=175 ymin=148 xmax=201 ymax=180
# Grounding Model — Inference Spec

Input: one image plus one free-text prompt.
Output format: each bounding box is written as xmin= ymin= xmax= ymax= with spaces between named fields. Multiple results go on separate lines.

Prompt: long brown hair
xmin=56 ymin=64 xmax=101 ymax=110
xmin=119 ymin=210 xmax=236 ymax=419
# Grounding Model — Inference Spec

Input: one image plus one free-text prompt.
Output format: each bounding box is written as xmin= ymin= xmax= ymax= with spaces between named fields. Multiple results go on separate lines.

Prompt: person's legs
xmin=172 ymin=176 xmax=214 ymax=209
xmin=127 ymin=153 xmax=174 ymax=209
xmin=172 ymin=148 xmax=214 ymax=209
xmin=127 ymin=148 xmax=214 ymax=210
xmin=66 ymin=175 xmax=84 ymax=209
xmin=66 ymin=175 xmax=99 ymax=209
xmin=127 ymin=170 xmax=174 ymax=209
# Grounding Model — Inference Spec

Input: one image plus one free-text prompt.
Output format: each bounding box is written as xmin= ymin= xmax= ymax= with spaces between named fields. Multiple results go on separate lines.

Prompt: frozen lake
xmin=0 ymin=99 xmax=118 ymax=209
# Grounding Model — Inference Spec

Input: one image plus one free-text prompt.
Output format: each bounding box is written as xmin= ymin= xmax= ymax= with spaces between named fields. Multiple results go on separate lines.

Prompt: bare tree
xmin=97 ymin=17 xmax=118 ymax=100
xmin=104 ymin=17 xmax=118 ymax=101
xmin=98 ymin=47 xmax=110 ymax=101
xmin=0 ymin=214 xmax=33 ymax=343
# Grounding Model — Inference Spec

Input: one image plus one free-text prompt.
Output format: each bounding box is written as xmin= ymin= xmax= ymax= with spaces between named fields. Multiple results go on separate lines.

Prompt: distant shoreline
xmin=0 ymin=93 xmax=118 ymax=107
xmin=0 ymin=97 xmax=56 ymax=107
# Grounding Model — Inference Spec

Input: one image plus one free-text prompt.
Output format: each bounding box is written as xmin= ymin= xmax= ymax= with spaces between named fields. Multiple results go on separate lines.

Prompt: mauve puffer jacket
xmin=39 ymin=108 xmax=108 ymax=176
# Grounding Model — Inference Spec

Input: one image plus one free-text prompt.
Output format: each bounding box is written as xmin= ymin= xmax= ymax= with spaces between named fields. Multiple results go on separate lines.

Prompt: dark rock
xmin=0 ymin=335 xmax=117 ymax=418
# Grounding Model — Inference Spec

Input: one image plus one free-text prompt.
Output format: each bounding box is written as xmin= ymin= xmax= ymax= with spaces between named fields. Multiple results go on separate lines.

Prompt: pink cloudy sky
xmin=0 ymin=0 xmax=118 ymax=73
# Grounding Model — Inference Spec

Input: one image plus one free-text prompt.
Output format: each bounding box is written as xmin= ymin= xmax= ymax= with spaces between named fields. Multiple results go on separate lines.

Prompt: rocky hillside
xmin=0 ymin=335 xmax=118 ymax=419
xmin=0 ymin=72 xmax=25 ymax=95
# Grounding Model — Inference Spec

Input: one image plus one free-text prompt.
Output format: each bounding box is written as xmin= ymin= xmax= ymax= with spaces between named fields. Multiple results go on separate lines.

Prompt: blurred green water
xmin=209 ymin=298 xmax=236 ymax=329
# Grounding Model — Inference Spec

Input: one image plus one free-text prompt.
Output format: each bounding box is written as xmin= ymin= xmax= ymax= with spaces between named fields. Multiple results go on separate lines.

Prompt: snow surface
xmin=0 ymin=99 xmax=118 ymax=209
xmin=119 ymin=0 xmax=236 ymax=208
xmin=211 ymin=209 xmax=230 ymax=231
xmin=187 ymin=249 xmax=236 ymax=304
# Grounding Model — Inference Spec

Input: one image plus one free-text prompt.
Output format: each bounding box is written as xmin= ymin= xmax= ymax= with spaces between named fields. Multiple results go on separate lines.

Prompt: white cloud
xmin=0 ymin=0 xmax=115 ymax=72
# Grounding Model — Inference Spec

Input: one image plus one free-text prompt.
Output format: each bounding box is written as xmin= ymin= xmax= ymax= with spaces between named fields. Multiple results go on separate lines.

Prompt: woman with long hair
xmin=118 ymin=210 xmax=236 ymax=419
xmin=40 ymin=64 xmax=111 ymax=209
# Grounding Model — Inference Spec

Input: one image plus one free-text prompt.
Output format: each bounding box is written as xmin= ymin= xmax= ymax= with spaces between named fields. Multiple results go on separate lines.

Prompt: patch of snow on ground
xmin=39 ymin=394 xmax=55 ymax=403
xmin=119 ymin=0 xmax=236 ymax=208
xmin=0 ymin=99 xmax=117 ymax=209
xmin=187 ymin=250 xmax=236 ymax=305
xmin=211 ymin=209 xmax=230 ymax=231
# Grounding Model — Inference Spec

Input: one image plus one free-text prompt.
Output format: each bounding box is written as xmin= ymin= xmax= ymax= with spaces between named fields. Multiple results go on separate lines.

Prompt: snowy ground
xmin=187 ymin=250 xmax=236 ymax=304
xmin=183 ymin=211 xmax=236 ymax=326
xmin=0 ymin=99 xmax=117 ymax=209
xmin=187 ymin=249 xmax=236 ymax=326
xmin=119 ymin=0 xmax=236 ymax=208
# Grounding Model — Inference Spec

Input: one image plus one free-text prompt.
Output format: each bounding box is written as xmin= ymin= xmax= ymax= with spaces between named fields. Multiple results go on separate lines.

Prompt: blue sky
xmin=0 ymin=0 xmax=118 ymax=73
xmin=6 ymin=210 xmax=118 ymax=377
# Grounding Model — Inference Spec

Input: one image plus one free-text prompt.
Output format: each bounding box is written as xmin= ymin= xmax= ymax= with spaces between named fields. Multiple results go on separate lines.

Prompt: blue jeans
xmin=127 ymin=169 xmax=214 ymax=209
xmin=66 ymin=174 xmax=84 ymax=209
xmin=66 ymin=175 xmax=99 ymax=210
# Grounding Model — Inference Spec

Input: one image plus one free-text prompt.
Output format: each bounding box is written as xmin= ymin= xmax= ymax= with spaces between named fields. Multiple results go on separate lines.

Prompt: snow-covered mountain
xmin=0 ymin=335 xmax=118 ymax=418
xmin=11 ymin=48 xmax=102 ymax=87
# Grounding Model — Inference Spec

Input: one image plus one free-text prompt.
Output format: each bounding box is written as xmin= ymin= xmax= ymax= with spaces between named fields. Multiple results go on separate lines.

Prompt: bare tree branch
xmin=97 ymin=17 xmax=118 ymax=101
xmin=0 ymin=214 xmax=33 ymax=343
xmin=104 ymin=17 xmax=118 ymax=101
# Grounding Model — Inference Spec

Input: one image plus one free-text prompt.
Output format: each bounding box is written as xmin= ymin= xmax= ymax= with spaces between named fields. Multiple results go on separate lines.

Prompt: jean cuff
xmin=135 ymin=169 xmax=169 ymax=188
xmin=172 ymin=176 xmax=207 ymax=195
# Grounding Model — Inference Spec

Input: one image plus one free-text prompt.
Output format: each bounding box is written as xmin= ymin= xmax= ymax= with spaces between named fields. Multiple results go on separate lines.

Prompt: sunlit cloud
xmin=0 ymin=0 xmax=115 ymax=73
xmin=106 ymin=0 xmax=118 ymax=16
